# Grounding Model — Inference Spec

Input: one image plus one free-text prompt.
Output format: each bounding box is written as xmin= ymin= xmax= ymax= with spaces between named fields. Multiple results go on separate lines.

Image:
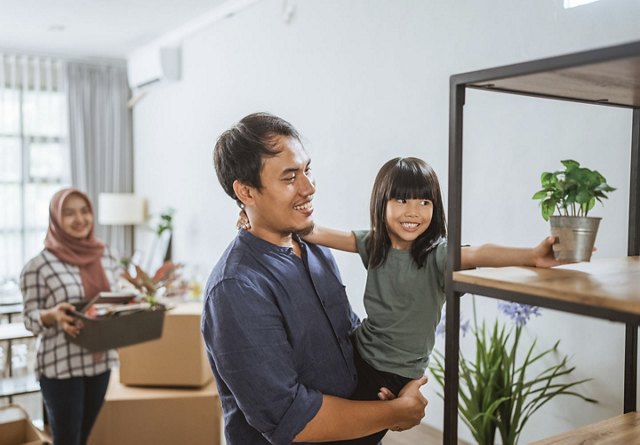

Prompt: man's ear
xmin=232 ymin=180 xmax=255 ymax=207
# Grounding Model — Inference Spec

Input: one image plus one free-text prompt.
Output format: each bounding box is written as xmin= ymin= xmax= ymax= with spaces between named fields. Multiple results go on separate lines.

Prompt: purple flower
xmin=436 ymin=305 xmax=471 ymax=337
xmin=498 ymin=301 xmax=541 ymax=327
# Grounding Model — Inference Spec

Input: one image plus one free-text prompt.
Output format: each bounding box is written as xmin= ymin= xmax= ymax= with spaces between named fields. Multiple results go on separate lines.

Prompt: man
xmin=201 ymin=112 xmax=428 ymax=444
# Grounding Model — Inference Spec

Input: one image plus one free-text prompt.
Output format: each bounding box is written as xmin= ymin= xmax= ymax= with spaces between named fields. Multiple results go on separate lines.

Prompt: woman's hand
xmin=41 ymin=302 xmax=83 ymax=337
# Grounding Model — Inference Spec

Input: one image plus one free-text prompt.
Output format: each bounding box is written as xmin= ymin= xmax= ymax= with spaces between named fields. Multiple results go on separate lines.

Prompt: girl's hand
xmin=533 ymin=235 xmax=564 ymax=268
xmin=236 ymin=209 xmax=250 ymax=230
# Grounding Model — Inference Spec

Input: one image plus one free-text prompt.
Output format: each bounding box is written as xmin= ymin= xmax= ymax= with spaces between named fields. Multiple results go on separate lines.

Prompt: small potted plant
xmin=121 ymin=260 xmax=183 ymax=307
xmin=532 ymin=159 xmax=615 ymax=262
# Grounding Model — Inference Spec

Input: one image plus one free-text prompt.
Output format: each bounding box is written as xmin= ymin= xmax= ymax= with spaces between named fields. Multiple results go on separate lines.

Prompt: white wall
xmin=132 ymin=0 xmax=640 ymax=442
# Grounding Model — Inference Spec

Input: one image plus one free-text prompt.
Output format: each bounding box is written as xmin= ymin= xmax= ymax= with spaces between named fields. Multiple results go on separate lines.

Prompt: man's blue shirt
xmin=201 ymin=230 xmax=360 ymax=444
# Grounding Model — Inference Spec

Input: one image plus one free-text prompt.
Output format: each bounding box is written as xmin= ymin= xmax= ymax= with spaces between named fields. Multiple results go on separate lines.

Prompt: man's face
xmin=247 ymin=135 xmax=315 ymax=244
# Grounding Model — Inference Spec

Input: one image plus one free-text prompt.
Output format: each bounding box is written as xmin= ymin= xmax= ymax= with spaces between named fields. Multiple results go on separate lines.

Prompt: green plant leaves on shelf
xmin=532 ymin=159 xmax=616 ymax=221
xmin=430 ymin=318 xmax=596 ymax=445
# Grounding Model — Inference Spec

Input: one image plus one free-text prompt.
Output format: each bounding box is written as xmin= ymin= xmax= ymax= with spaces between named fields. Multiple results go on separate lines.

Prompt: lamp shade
xmin=98 ymin=193 xmax=146 ymax=225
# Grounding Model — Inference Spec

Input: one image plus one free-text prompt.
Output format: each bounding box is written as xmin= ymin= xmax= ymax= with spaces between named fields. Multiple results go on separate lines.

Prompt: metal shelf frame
xmin=444 ymin=40 xmax=640 ymax=444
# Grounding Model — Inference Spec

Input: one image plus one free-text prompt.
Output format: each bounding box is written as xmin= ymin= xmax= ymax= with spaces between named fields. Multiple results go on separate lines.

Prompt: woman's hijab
xmin=44 ymin=188 xmax=111 ymax=300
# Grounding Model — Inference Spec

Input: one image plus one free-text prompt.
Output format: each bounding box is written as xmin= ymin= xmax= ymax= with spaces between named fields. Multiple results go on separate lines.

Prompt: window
xmin=0 ymin=56 xmax=69 ymax=284
xmin=564 ymin=0 xmax=601 ymax=8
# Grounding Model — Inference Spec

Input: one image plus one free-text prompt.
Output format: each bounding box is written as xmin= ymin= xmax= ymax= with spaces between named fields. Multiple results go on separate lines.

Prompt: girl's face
xmin=385 ymin=198 xmax=433 ymax=249
xmin=60 ymin=194 xmax=94 ymax=239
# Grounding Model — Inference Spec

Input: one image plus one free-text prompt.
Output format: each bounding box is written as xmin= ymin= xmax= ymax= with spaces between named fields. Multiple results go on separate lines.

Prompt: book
xmin=96 ymin=290 xmax=138 ymax=304
xmin=71 ymin=289 xmax=139 ymax=314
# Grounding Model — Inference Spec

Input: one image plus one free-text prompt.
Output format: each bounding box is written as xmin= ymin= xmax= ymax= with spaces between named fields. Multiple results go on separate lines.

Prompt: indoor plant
xmin=532 ymin=159 xmax=615 ymax=262
xmin=431 ymin=300 xmax=596 ymax=445
xmin=121 ymin=260 xmax=183 ymax=307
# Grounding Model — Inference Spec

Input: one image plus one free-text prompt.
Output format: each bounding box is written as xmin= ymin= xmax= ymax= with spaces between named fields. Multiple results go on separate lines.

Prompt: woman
xmin=21 ymin=188 xmax=119 ymax=445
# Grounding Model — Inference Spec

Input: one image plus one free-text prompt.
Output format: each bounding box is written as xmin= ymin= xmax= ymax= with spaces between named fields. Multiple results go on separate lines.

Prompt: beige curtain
xmin=67 ymin=62 xmax=134 ymax=257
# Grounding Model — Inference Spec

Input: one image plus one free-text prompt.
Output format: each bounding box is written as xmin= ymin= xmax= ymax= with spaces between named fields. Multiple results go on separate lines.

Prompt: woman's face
xmin=60 ymin=194 xmax=93 ymax=239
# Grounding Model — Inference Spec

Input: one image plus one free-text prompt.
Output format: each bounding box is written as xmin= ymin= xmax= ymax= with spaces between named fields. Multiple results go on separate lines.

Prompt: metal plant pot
xmin=549 ymin=216 xmax=601 ymax=262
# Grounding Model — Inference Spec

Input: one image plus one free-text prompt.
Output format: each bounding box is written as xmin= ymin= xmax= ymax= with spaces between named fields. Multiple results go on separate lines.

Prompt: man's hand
xmin=389 ymin=376 xmax=429 ymax=432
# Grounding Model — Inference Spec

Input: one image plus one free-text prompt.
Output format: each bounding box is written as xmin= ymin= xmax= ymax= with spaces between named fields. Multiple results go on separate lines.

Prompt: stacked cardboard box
xmin=0 ymin=404 xmax=50 ymax=445
xmin=118 ymin=302 xmax=212 ymax=387
xmin=88 ymin=370 xmax=220 ymax=445
xmin=88 ymin=302 xmax=221 ymax=445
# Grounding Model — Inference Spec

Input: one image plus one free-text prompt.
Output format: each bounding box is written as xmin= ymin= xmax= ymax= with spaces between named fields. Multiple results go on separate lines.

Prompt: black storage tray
xmin=65 ymin=305 xmax=166 ymax=352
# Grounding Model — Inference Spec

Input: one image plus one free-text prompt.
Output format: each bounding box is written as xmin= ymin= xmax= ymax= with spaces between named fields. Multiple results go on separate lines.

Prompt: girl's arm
xmin=460 ymin=236 xmax=558 ymax=270
xmin=236 ymin=209 xmax=358 ymax=253
xmin=303 ymin=226 xmax=358 ymax=253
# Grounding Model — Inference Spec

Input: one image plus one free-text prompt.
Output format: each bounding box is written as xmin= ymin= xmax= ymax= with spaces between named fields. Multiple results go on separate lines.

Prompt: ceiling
xmin=0 ymin=0 xmax=229 ymax=60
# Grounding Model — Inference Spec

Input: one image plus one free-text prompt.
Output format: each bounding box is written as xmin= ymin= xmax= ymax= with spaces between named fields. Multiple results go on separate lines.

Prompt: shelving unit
xmin=444 ymin=41 xmax=640 ymax=443
xmin=0 ymin=320 xmax=39 ymax=404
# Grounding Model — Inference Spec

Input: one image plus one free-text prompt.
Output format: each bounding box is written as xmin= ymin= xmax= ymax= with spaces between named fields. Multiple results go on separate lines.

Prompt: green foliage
xmin=122 ymin=261 xmax=182 ymax=307
xmin=532 ymin=159 xmax=615 ymax=221
xmin=156 ymin=208 xmax=175 ymax=235
xmin=430 ymin=317 xmax=596 ymax=445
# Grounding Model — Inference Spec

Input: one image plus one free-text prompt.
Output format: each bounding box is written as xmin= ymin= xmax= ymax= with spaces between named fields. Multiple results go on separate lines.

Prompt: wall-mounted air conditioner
xmin=127 ymin=46 xmax=181 ymax=90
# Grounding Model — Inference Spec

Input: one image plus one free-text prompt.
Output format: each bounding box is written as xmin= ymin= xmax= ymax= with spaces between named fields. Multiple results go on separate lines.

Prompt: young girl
xmin=303 ymin=157 xmax=557 ymax=442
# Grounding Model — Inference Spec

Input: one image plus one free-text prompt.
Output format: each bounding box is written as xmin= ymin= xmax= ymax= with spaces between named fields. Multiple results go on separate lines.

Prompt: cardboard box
xmin=66 ymin=305 xmax=166 ymax=352
xmin=88 ymin=368 xmax=221 ymax=445
xmin=0 ymin=405 xmax=50 ymax=445
xmin=118 ymin=302 xmax=212 ymax=387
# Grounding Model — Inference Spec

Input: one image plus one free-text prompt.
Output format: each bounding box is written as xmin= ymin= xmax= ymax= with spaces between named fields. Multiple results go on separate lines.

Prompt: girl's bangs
xmin=388 ymin=166 xmax=433 ymax=201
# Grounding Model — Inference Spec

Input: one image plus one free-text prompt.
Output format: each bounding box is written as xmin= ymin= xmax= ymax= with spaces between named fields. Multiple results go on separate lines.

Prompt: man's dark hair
xmin=213 ymin=112 xmax=301 ymax=205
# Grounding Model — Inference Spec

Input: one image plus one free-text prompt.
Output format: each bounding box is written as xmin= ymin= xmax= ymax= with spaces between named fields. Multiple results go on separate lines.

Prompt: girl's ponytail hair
xmin=368 ymin=157 xmax=446 ymax=269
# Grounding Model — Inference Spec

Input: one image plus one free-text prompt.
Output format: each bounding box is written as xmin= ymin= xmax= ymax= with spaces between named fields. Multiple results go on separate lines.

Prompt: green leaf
xmin=534 ymin=159 xmax=615 ymax=221
xmin=532 ymin=190 xmax=548 ymax=200
xmin=561 ymin=159 xmax=580 ymax=169
xmin=430 ymin=314 xmax=597 ymax=445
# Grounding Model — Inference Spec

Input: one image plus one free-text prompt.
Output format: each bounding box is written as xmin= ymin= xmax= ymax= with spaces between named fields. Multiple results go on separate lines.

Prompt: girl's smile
xmin=386 ymin=198 xmax=433 ymax=249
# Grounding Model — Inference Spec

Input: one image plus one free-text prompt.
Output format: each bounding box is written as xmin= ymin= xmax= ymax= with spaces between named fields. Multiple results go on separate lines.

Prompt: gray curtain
xmin=67 ymin=62 xmax=134 ymax=257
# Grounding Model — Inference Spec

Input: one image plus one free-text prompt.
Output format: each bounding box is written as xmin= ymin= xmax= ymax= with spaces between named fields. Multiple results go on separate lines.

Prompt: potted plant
xmin=431 ymin=301 xmax=597 ymax=445
xmin=121 ymin=260 xmax=183 ymax=307
xmin=532 ymin=159 xmax=615 ymax=262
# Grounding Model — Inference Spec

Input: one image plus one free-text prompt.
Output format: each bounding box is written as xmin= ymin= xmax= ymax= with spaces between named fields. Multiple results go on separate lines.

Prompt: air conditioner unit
xmin=127 ymin=46 xmax=181 ymax=90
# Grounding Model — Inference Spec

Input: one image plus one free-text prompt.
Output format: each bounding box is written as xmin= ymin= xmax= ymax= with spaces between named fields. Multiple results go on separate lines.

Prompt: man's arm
xmin=204 ymin=277 xmax=427 ymax=443
xmin=461 ymin=235 xmax=559 ymax=270
xmin=294 ymin=378 xmax=428 ymax=442
xmin=303 ymin=226 xmax=358 ymax=252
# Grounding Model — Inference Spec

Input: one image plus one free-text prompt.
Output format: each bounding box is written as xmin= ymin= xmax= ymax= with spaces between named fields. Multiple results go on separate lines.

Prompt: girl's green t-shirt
xmin=353 ymin=230 xmax=447 ymax=379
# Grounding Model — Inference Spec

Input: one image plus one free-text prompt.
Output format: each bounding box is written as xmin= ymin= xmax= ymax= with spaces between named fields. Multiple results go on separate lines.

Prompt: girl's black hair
xmin=368 ymin=157 xmax=446 ymax=269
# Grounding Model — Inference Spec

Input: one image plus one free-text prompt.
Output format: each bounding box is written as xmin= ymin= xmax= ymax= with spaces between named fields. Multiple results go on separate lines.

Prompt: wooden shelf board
xmin=0 ymin=373 xmax=40 ymax=398
xmin=469 ymin=56 xmax=640 ymax=107
xmin=453 ymin=256 xmax=640 ymax=315
xmin=0 ymin=322 xmax=33 ymax=341
xmin=0 ymin=303 xmax=22 ymax=316
xmin=530 ymin=412 xmax=640 ymax=444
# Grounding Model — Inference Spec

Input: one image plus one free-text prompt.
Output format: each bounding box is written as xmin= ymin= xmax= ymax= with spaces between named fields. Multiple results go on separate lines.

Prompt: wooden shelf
xmin=453 ymin=256 xmax=640 ymax=316
xmin=454 ymin=41 xmax=640 ymax=108
xmin=530 ymin=412 xmax=640 ymax=444
xmin=0 ymin=322 xmax=33 ymax=342
xmin=0 ymin=373 xmax=39 ymax=398
xmin=445 ymin=40 xmax=640 ymax=444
